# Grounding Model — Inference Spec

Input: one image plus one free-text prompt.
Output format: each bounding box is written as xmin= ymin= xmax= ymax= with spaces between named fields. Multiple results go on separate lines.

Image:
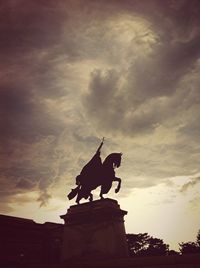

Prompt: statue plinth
xmin=60 ymin=198 xmax=129 ymax=261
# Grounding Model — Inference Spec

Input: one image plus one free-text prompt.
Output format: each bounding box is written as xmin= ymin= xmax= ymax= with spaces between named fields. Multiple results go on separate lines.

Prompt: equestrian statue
xmin=68 ymin=138 xmax=122 ymax=204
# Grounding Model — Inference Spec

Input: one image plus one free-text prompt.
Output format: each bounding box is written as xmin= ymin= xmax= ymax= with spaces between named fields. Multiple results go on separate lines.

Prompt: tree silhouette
xmin=145 ymin=237 xmax=169 ymax=256
xmin=168 ymin=250 xmax=180 ymax=255
xmin=179 ymin=242 xmax=200 ymax=254
xmin=127 ymin=233 xmax=150 ymax=256
xmin=127 ymin=233 xmax=169 ymax=257
xmin=196 ymin=230 xmax=200 ymax=247
xmin=179 ymin=229 xmax=200 ymax=254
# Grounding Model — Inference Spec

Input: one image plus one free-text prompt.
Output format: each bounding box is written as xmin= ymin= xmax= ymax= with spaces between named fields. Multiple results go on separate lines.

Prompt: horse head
xmin=103 ymin=153 xmax=122 ymax=168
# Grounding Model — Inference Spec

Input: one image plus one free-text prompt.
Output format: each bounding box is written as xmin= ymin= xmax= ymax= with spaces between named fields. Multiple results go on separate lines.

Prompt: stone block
xmin=60 ymin=198 xmax=128 ymax=261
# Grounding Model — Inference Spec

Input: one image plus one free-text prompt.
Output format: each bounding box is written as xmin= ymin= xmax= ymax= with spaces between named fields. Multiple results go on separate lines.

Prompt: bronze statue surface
xmin=68 ymin=138 xmax=122 ymax=204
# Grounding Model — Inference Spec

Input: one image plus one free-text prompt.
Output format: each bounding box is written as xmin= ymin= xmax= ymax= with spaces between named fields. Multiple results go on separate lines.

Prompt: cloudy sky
xmin=0 ymin=0 xmax=200 ymax=250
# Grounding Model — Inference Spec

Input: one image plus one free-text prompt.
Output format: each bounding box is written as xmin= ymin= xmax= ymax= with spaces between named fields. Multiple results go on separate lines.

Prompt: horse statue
xmin=68 ymin=138 xmax=122 ymax=204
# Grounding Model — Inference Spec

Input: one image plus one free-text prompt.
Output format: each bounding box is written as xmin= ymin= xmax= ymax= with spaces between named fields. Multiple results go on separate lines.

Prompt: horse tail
xmin=67 ymin=185 xmax=80 ymax=200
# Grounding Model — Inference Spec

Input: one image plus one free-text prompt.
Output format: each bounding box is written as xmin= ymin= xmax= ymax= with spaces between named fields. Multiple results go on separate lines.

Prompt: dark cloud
xmin=84 ymin=0 xmax=200 ymax=136
xmin=0 ymin=0 xmax=200 ymax=213
xmin=0 ymin=1 xmax=67 ymax=54
xmin=0 ymin=81 xmax=65 ymax=154
xmin=84 ymin=69 xmax=123 ymax=131
xmin=0 ymin=140 xmax=71 ymax=208
xmin=0 ymin=1 xmax=72 ymax=209
xmin=37 ymin=190 xmax=52 ymax=207
xmin=180 ymin=176 xmax=200 ymax=192
xmin=16 ymin=178 xmax=36 ymax=190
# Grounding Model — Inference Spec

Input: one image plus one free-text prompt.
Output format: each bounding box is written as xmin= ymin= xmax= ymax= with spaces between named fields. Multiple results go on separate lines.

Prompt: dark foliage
xmin=197 ymin=230 xmax=200 ymax=247
xmin=126 ymin=233 xmax=170 ymax=257
xmin=168 ymin=250 xmax=180 ymax=255
xmin=179 ymin=229 xmax=200 ymax=255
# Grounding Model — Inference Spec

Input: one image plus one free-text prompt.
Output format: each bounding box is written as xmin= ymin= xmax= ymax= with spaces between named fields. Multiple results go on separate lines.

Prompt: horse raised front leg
xmin=114 ymin=177 xmax=121 ymax=193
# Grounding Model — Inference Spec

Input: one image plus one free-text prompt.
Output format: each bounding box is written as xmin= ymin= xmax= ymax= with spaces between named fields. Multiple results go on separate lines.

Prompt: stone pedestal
xmin=60 ymin=198 xmax=128 ymax=261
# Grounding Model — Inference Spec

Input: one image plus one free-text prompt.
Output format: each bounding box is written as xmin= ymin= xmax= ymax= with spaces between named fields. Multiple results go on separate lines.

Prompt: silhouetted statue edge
xmin=68 ymin=138 xmax=122 ymax=204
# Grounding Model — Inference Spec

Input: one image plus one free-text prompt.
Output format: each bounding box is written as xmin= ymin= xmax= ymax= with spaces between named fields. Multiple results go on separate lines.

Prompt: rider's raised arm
xmin=96 ymin=137 xmax=104 ymax=154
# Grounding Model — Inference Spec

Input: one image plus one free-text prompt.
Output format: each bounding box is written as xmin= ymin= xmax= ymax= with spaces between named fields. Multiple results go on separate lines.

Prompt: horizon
xmin=0 ymin=0 xmax=200 ymax=252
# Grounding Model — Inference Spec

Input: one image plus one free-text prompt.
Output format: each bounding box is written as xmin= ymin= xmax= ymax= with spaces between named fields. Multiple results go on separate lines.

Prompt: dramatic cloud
xmin=0 ymin=1 xmax=199 ymax=248
xmin=180 ymin=175 xmax=200 ymax=192
xmin=84 ymin=0 xmax=200 ymax=137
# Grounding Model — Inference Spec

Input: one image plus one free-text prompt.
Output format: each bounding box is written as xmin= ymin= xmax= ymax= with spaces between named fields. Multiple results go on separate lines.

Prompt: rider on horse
xmin=68 ymin=138 xmax=122 ymax=204
xmin=76 ymin=137 xmax=104 ymax=186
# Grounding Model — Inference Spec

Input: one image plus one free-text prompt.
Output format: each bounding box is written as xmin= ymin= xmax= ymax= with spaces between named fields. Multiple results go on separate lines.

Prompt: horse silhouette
xmin=68 ymin=138 xmax=122 ymax=204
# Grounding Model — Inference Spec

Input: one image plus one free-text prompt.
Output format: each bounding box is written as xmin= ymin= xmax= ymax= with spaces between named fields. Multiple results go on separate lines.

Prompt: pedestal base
xmin=60 ymin=198 xmax=128 ymax=261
